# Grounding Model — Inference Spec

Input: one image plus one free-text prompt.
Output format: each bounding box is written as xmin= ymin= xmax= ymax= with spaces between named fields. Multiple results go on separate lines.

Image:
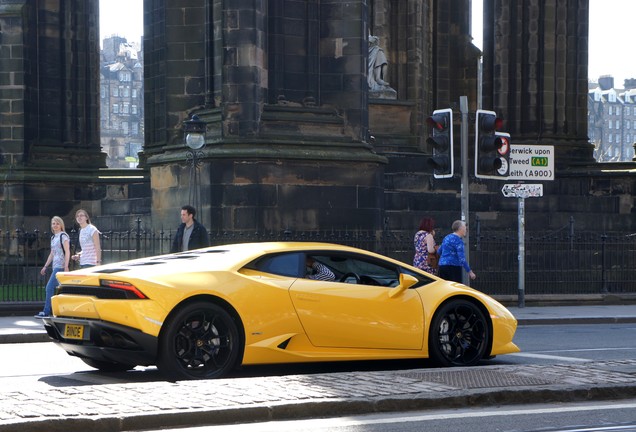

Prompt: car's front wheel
xmin=428 ymin=299 xmax=489 ymax=367
xmin=157 ymin=301 xmax=240 ymax=380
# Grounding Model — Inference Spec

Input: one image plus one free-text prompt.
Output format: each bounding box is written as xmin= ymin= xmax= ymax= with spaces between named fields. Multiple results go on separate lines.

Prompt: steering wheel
xmin=339 ymin=272 xmax=361 ymax=284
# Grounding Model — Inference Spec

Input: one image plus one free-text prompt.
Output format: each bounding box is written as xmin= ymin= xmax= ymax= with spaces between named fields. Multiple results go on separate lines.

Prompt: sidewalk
xmin=1 ymin=305 xmax=636 ymax=432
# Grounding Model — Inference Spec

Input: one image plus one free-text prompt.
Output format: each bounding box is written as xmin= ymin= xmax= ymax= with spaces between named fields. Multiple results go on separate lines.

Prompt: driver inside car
xmin=305 ymin=256 xmax=336 ymax=281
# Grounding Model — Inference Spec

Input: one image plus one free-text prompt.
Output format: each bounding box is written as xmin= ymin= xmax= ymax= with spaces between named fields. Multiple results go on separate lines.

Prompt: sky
xmin=100 ymin=0 xmax=634 ymax=87
xmin=99 ymin=0 xmax=143 ymax=46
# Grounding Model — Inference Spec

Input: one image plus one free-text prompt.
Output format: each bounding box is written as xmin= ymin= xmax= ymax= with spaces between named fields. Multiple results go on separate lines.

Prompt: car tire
xmin=428 ymin=299 xmax=489 ymax=367
xmin=81 ymin=358 xmax=136 ymax=372
xmin=157 ymin=301 xmax=240 ymax=380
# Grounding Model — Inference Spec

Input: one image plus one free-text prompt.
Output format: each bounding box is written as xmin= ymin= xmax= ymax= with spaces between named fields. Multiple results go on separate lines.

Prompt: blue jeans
xmin=43 ymin=267 xmax=62 ymax=316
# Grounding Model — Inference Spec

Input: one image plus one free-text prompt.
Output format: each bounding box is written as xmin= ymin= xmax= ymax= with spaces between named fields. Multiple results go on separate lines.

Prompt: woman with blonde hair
xmin=36 ymin=216 xmax=70 ymax=318
xmin=71 ymin=209 xmax=102 ymax=268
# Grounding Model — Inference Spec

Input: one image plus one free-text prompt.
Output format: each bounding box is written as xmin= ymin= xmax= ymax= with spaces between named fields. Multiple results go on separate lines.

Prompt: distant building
xmin=100 ymin=36 xmax=144 ymax=168
xmin=588 ymin=75 xmax=636 ymax=162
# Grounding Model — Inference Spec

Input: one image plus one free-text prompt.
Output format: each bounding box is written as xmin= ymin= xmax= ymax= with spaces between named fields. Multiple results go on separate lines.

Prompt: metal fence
xmin=1 ymin=221 xmax=635 ymax=304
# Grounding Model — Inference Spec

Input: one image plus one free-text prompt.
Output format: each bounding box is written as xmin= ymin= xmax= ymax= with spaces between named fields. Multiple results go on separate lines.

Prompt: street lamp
xmin=184 ymin=114 xmax=206 ymax=150
xmin=183 ymin=114 xmax=206 ymax=222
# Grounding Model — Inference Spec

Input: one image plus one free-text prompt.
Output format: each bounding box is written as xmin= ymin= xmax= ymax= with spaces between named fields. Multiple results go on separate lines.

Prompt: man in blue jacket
xmin=170 ymin=205 xmax=209 ymax=253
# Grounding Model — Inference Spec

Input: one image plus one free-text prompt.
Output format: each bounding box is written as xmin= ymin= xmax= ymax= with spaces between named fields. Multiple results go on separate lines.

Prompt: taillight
xmin=99 ymin=279 xmax=148 ymax=299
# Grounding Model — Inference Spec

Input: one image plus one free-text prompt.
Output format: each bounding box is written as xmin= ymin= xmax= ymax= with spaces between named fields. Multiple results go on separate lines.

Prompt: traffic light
xmin=475 ymin=109 xmax=510 ymax=179
xmin=426 ymin=108 xmax=453 ymax=179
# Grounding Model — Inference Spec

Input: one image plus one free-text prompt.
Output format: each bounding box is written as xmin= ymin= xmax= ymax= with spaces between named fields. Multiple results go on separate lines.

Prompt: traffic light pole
xmin=459 ymin=96 xmax=470 ymax=286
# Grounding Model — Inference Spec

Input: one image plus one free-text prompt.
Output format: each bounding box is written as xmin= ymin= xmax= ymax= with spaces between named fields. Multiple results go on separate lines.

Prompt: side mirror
xmin=389 ymin=273 xmax=419 ymax=298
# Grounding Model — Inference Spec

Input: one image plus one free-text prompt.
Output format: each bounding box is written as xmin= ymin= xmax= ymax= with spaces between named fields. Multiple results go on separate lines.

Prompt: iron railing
xmin=1 ymin=221 xmax=635 ymax=304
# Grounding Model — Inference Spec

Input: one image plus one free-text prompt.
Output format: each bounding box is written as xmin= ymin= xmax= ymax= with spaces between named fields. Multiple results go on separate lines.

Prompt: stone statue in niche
xmin=368 ymin=34 xmax=396 ymax=99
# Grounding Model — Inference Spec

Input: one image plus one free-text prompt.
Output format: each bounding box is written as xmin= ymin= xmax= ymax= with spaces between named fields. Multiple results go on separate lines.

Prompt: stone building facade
xmin=0 ymin=0 xmax=634 ymax=241
xmin=588 ymin=76 xmax=636 ymax=162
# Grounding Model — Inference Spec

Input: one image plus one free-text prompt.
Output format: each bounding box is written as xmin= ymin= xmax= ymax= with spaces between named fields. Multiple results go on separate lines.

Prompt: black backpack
xmin=53 ymin=232 xmax=70 ymax=251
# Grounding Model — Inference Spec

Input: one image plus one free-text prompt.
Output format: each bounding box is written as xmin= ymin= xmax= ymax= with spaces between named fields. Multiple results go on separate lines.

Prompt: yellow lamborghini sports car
xmin=42 ymin=242 xmax=519 ymax=380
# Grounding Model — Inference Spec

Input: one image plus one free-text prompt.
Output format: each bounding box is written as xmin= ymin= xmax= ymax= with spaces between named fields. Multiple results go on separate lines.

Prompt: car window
xmin=245 ymin=252 xmax=303 ymax=277
xmin=311 ymin=253 xmax=401 ymax=287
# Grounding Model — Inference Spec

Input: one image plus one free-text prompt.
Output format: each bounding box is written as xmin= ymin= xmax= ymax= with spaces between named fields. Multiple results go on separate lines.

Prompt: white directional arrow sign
xmin=501 ymin=183 xmax=543 ymax=198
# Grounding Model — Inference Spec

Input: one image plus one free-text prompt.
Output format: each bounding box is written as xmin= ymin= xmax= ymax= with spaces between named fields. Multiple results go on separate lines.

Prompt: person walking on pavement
xmin=36 ymin=216 xmax=70 ymax=318
xmin=438 ymin=220 xmax=476 ymax=283
xmin=170 ymin=205 xmax=210 ymax=253
xmin=71 ymin=209 xmax=102 ymax=268
xmin=413 ymin=217 xmax=439 ymax=276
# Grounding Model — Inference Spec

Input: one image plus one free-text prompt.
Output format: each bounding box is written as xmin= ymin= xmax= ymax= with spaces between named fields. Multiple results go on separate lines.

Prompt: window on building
xmin=120 ymin=71 xmax=131 ymax=82
xmin=113 ymin=104 xmax=119 ymax=114
xmin=609 ymin=120 xmax=613 ymax=129
xmin=132 ymin=88 xmax=137 ymax=98
xmin=132 ymin=122 xmax=139 ymax=134
xmin=123 ymin=87 xmax=130 ymax=97
xmin=616 ymin=121 xmax=621 ymax=129
xmin=609 ymin=134 xmax=613 ymax=143
xmin=100 ymin=86 xmax=106 ymax=98
xmin=122 ymin=103 xmax=130 ymax=114
xmin=122 ymin=122 xmax=129 ymax=134
xmin=131 ymin=105 xmax=138 ymax=114
xmin=112 ymin=87 xmax=119 ymax=97
xmin=608 ymin=106 xmax=612 ymax=115
xmin=627 ymin=107 xmax=631 ymax=115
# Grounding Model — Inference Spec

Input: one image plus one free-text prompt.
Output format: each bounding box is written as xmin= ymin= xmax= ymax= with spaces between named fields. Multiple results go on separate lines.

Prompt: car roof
xmin=88 ymin=242 xmax=381 ymax=275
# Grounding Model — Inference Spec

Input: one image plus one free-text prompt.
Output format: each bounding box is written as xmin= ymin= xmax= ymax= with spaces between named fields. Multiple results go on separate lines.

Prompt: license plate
xmin=64 ymin=324 xmax=84 ymax=340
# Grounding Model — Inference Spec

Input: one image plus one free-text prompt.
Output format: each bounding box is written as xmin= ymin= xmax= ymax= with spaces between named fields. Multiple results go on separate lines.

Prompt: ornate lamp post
xmin=183 ymin=114 xmax=206 ymax=221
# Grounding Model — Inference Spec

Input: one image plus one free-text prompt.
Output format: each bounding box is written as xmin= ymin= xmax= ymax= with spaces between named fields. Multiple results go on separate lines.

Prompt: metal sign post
xmin=501 ymin=184 xmax=544 ymax=307
xmin=460 ymin=96 xmax=470 ymax=286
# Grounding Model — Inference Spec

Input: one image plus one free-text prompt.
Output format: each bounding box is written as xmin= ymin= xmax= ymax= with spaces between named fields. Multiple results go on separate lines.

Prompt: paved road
xmin=1 ymin=305 xmax=636 ymax=432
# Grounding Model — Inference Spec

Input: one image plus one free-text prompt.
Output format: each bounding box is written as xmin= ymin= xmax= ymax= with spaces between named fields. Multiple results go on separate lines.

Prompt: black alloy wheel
xmin=157 ymin=301 xmax=240 ymax=380
xmin=428 ymin=299 xmax=489 ymax=367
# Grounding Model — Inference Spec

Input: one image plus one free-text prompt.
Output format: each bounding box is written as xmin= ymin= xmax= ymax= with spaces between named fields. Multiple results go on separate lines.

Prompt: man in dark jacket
xmin=170 ymin=205 xmax=209 ymax=253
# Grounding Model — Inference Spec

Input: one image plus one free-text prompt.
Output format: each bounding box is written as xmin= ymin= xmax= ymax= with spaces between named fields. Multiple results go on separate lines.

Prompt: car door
xmin=289 ymin=252 xmax=425 ymax=350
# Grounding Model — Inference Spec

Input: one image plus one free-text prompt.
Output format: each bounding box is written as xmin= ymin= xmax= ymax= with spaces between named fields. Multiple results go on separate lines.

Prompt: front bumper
xmin=42 ymin=316 xmax=158 ymax=367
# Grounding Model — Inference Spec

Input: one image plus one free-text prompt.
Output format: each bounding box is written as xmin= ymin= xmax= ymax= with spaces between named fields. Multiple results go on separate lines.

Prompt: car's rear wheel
xmin=81 ymin=358 xmax=136 ymax=372
xmin=157 ymin=301 xmax=240 ymax=380
xmin=428 ymin=299 xmax=489 ymax=367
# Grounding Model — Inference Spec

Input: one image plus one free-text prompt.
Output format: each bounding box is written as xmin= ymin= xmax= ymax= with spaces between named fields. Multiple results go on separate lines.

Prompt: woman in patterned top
xmin=438 ymin=220 xmax=476 ymax=283
xmin=71 ymin=209 xmax=102 ymax=268
xmin=412 ymin=217 xmax=439 ymax=275
xmin=36 ymin=216 xmax=70 ymax=318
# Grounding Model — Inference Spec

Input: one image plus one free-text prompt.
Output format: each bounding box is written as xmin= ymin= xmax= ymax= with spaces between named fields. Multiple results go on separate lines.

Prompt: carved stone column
xmin=0 ymin=0 xmax=107 ymax=230
xmin=483 ymin=0 xmax=595 ymax=169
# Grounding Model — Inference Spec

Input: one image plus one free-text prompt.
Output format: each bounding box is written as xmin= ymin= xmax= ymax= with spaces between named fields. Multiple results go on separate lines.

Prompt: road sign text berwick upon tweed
xmin=508 ymin=145 xmax=554 ymax=181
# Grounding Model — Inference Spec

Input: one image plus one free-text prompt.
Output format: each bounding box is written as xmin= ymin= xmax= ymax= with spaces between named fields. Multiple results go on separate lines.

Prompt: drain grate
xmin=399 ymin=369 xmax=556 ymax=389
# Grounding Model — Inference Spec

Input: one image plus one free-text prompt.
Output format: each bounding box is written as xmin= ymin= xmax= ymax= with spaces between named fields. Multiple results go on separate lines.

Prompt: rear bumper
xmin=42 ymin=316 xmax=158 ymax=367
